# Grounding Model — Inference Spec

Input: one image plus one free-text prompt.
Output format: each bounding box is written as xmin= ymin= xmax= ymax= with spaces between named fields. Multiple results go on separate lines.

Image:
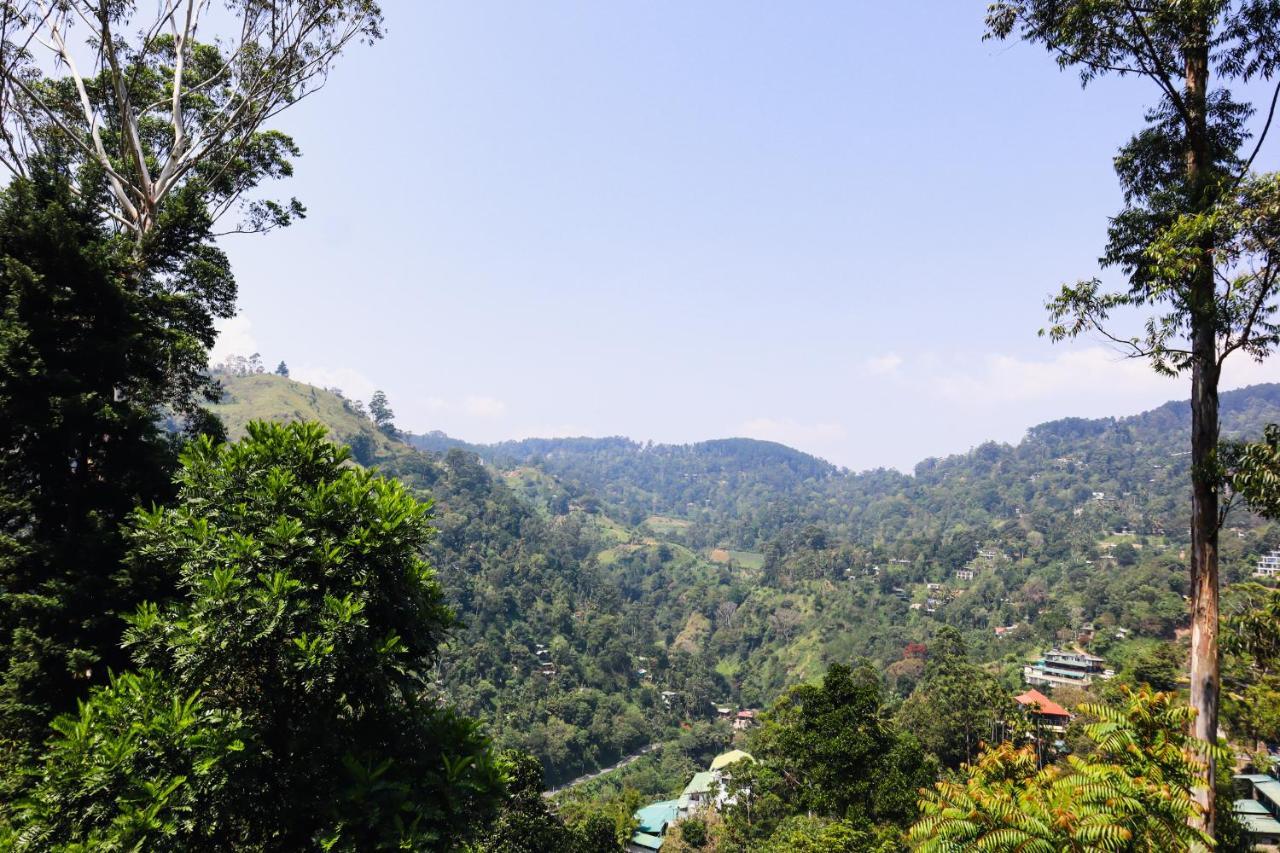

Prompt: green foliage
xmin=1226 ymin=422 xmax=1280 ymax=519
xmin=10 ymin=422 xmax=502 ymax=850
xmin=368 ymin=389 xmax=396 ymax=435
xmin=228 ymin=375 xmax=1280 ymax=789
xmin=469 ymin=750 xmax=600 ymax=853
xmin=676 ymin=816 xmax=708 ymax=848
xmin=1223 ymin=581 xmax=1280 ymax=744
xmin=758 ymin=815 xmax=894 ymax=853
xmin=10 ymin=670 xmax=244 ymax=851
xmin=720 ymin=663 xmax=933 ymax=849
xmin=897 ymin=627 xmax=1015 ymax=769
xmin=0 ymin=166 xmax=231 ymax=771
xmin=909 ymin=686 xmax=1212 ymax=851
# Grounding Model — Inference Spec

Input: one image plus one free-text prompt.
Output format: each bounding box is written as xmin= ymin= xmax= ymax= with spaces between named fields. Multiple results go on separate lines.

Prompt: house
xmin=715 ymin=706 xmax=733 ymax=720
xmin=709 ymin=750 xmax=755 ymax=809
xmin=1014 ymin=688 xmax=1072 ymax=733
xmin=678 ymin=771 xmax=717 ymax=817
xmin=1234 ymin=799 xmax=1280 ymax=847
xmin=1256 ymin=550 xmax=1280 ymax=579
xmin=732 ymin=710 xmax=757 ymax=732
xmin=1024 ymin=649 xmax=1110 ymax=688
xmin=994 ymin=624 xmax=1018 ymax=639
xmin=1235 ymin=772 xmax=1280 ymax=848
xmin=627 ymin=800 xmax=680 ymax=852
xmin=711 ymin=749 xmax=754 ymax=773
xmin=955 ymin=568 xmax=975 ymax=582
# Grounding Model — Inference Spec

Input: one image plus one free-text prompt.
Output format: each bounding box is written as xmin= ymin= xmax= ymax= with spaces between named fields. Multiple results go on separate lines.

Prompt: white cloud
xmin=864 ymin=353 xmax=904 ymax=375
xmin=933 ymin=347 xmax=1173 ymax=404
xmin=209 ymin=315 xmax=258 ymax=366
xmin=290 ymin=365 xmax=379 ymax=403
xmin=932 ymin=346 xmax=1278 ymax=406
xmin=462 ymin=395 xmax=507 ymax=417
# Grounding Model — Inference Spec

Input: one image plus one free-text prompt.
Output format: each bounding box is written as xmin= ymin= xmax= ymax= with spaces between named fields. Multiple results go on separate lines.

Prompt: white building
xmin=1256 ymin=550 xmax=1280 ymax=579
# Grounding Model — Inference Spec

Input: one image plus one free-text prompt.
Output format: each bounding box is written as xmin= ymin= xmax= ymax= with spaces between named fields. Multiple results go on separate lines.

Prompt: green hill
xmin=214 ymin=373 xmax=407 ymax=463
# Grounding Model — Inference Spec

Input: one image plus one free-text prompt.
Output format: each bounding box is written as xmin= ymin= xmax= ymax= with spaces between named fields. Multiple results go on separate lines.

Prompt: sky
xmin=212 ymin=1 xmax=1279 ymax=472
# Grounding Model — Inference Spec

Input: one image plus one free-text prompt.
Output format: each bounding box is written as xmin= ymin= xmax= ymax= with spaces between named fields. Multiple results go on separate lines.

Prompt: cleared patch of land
xmin=708 ymin=548 xmax=764 ymax=570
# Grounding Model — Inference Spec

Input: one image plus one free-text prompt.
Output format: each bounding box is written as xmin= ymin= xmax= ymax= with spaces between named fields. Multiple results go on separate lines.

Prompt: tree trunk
xmin=1184 ymin=26 xmax=1219 ymax=841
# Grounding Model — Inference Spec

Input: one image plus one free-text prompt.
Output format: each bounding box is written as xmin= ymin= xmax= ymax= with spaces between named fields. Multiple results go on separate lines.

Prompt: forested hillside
xmin=226 ymin=376 xmax=1280 ymax=784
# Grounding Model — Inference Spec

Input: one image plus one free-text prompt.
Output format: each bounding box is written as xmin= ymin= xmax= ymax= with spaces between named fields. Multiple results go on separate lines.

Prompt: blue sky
xmin=214 ymin=1 xmax=1278 ymax=472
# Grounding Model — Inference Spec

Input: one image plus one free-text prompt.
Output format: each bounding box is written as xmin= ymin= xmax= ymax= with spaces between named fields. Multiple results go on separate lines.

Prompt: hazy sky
xmin=213 ymin=1 xmax=1278 ymax=472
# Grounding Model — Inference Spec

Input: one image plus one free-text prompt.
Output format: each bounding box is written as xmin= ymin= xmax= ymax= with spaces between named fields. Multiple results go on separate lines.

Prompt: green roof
xmin=629 ymin=831 xmax=664 ymax=850
xmin=1236 ymin=798 xmax=1271 ymax=816
xmin=683 ymin=771 xmax=717 ymax=796
xmin=1238 ymin=812 xmax=1280 ymax=837
xmin=710 ymin=749 xmax=754 ymax=772
xmin=633 ymin=800 xmax=679 ymax=835
xmin=1239 ymin=775 xmax=1280 ymax=810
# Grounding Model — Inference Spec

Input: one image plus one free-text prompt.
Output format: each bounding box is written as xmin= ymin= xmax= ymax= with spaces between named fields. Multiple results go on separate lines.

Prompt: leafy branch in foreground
xmin=6 ymin=421 xmax=503 ymax=850
xmin=909 ymin=686 xmax=1213 ymax=852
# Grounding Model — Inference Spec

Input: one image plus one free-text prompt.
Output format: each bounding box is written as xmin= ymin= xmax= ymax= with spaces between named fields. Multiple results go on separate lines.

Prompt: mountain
xmin=214 ymin=375 xmax=1280 ymax=783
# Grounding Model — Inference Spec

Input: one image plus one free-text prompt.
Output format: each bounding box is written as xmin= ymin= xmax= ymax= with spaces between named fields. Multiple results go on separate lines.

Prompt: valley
xmin=213 ymin=372 xmax=1280 ymax=789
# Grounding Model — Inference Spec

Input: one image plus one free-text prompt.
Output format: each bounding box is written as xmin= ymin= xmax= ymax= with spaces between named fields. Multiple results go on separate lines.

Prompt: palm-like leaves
xmin=909 ymin=686 xmax=1213 ymax=852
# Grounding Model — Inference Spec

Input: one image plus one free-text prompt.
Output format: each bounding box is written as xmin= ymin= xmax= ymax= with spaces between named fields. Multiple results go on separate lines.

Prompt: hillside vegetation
xmin=219 ymin=376 xmax=1280 ymax=785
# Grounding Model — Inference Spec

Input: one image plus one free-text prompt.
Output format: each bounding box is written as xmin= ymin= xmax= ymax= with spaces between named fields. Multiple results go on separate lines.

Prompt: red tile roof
xmin=1014 ymin=688 xmax=1070 ymax=718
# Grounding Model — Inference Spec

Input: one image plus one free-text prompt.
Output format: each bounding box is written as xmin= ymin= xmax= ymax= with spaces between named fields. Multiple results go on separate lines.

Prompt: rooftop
xmin=1237 ymin=811 xmax=1280 ymax=837
xmin=710 ymin=749 xmax=754 ymax=772
xmin=629 ymin=831 xmax=664 ymax=850
xmin=1236 ymin=798 xmax=1271 ymax=816
xmin=1241 ymin=775 xmax=1280 ymax=811
xmin=683 ymin=771 xmax=717 ymax=796
xmin=1014 ymin=689 xmax=1071 ymax=718
xmin=634 ymin=800 xmax=680 ymax=835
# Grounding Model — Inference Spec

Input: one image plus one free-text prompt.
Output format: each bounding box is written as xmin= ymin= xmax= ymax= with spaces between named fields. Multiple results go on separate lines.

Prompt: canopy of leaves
xmin=9 ymin=421 xmax=502 ymax=850
xmin=0 ymin=165 xmax=230 ymax=771
xmin=909 ymin=686 xmax=1212 ymax=851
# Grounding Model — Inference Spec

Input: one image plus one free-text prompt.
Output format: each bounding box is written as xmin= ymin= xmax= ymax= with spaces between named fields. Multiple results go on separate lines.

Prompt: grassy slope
xmin=213 ymin=374 xmax=406 ymax=456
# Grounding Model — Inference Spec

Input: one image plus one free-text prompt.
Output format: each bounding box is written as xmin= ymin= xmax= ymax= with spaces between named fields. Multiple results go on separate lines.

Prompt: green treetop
xmin=9 ymin=421 xmax=502 ymax=850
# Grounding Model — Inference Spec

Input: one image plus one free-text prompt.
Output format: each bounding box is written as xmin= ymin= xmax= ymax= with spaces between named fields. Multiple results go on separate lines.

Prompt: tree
xmin=369 ymin=389 xmax=396 ymax=434
xmin=469 ymin=751 xmax=580 ymax=853
xmin=0 ymin=0 xmax=383 ymax=237
xmin=748 ymin=663 xmax=934 ymax=830
xmin=0 ymin=166 xmax=230 ymax=772
xmin=985 ymin=3 xmax=1280 ymax=834
xmin=909 ymin=686 xmax=1213 ymax=851
xmin=758 ymin=815 xmax=890 ymax=853
xmin=8 ymin=669 xmax=246 ymax=851
xmin=12 ymin=422 xmax=503 ymax=849
xmin=276 ymin=360 xmax=289 ymax=377
xmin=1225 ymin=422 xmax=1280 ymax=518
xmin=897 ymin=627 xmax=1016 ymax=769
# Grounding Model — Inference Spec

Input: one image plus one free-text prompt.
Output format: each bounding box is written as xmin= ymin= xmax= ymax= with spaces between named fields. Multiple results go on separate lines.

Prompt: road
xmin=542 ymin=742 xmax=662 ymax=798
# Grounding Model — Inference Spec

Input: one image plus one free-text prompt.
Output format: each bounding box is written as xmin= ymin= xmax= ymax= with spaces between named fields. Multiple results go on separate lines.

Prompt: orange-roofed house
xmin=1014 ymin=688 xmax=1072 ymax=733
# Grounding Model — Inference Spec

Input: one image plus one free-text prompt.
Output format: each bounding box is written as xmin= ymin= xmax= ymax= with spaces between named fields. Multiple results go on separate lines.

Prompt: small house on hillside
xmin=627 ymin=800 xmax=679 ymax=852
xmin=733 ymin=709 xmax=757 ymax=731
xmin=1014 ymin=688 xmax=1072 ymax=733
xmin=1235 ymin=772 xmax=1280 ymax=848
xmin=1024 ymin=649 xmax=1110 ymax=688
xmin=1256 ymin=550 xmax=1280 ymax=579
xmin=710 ymin=750 xmax=755 ymax=809
xmin=678 ymin=771 xmax=717 ymax=817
